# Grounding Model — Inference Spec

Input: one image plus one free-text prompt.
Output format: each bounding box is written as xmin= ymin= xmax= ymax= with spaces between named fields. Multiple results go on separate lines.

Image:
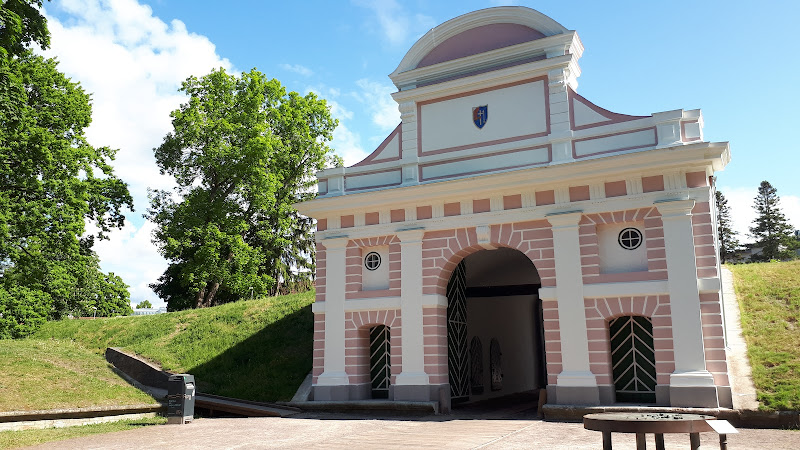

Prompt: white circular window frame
xmin=618 ymin=227 xmax=643 ymax=250
xmin=364 ymin=252 xmax=382 ymax=271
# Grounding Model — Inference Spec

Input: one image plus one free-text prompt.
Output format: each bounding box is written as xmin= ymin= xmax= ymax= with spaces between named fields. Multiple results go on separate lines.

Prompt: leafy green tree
xmin=0 ymin=2 xmax=133 ymax=336
xmin=715 ymin=190 xmax=740 ymax=263
xmin=0 ymin=0 xmax=49 ymax=58
xmin=749 ymin=181 xmax=798 ymax=261
xmin=149 ymin=68 xmax=338 ymax=309
xmin=136 ymin=300 xmax=153 ymax=309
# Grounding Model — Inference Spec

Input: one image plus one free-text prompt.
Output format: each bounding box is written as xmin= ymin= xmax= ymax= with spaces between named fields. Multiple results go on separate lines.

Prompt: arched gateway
xmin=296 ymin=6 xmax=733 ymax=410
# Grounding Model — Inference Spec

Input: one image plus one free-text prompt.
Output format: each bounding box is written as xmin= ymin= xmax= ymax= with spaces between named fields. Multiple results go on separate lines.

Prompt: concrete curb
xmin=0 ymin=412 xmax=161 ymax=432
xmin=0 ymin=404 xmax=165 ymax=423
xmin=0 ymin=404 xmax=166 ymax=431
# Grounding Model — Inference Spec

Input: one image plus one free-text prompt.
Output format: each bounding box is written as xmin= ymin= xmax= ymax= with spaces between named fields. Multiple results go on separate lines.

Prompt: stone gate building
xmin=296 ymin=6 xmax=732 ymax=409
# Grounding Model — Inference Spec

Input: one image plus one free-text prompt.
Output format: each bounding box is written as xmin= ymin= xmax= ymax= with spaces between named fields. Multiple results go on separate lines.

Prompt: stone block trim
xmin=345 ymin=235 xmax=402 ymax=299
xmin=312 ymin=313 xmax=325 ymax=384
xmin=579 ymin=208 xmax=667 ymax=283
xmin=422 ymin=306 xmax=448 ymax=384
xmin=583 ymin=296 xmax=675 ymax=387
xmin=691 ymin=202 xmax=718 ymax=279
xmin=344 ymin=309 xmax=402 ymax=386
xmin=699 ymin=292 xmax=730 ymax=386
xmin=315 ymin=243 xmax=326 ymax=303
xmin=421 ymin=221 xmax=555 ymax=295
xmin=541 ymin=298 xmax=562 ymax=385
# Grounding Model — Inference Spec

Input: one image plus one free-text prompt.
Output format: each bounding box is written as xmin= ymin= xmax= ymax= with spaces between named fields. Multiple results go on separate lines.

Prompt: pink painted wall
xmin=417 ymin=23 xmax=546 ymax=68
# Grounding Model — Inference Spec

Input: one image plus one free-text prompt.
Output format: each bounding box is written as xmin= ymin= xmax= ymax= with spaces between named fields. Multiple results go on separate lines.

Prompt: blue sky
xmin=41 ymin=0 xmax=800 ymax=306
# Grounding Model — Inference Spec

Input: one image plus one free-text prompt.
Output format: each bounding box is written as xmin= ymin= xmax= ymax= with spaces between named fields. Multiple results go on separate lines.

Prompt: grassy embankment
xmin=728 ymin=260 xmax=800 ymax=410
xmin=31 ymin=291 xmax=314 ymax=402
xmin=0 ymin=340 xmax=156 ymax=412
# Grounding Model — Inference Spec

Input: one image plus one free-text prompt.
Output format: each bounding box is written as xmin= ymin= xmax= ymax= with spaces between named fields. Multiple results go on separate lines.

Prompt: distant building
xmin=133 ymin=307 xmax=168 ymax=316
xmin=297 ymin=7 xmax=732 ymax=409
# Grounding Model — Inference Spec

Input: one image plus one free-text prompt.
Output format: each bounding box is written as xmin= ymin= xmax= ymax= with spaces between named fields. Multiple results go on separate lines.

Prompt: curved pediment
xmin=392 ymin=7 xmax=569 ymax=76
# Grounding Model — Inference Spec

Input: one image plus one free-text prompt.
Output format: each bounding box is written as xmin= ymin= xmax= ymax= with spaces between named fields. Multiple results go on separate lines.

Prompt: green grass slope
xmin=0 ymin=340 xmax=156 ymax=412
xmin=729 ymin=260 xmax=800 ymax=410
xmin=33 ymin=291 xmax=314 ymax=402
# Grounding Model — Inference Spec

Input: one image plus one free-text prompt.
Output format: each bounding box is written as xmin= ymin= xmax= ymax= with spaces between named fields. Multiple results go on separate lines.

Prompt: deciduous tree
xmin=136 ymin=300 xmax=153 ymax=309
xmin=749 ymin=181 xmax=798 ymax=261
xmin=149 ymin=68 xmax=338 ymax=309
xmin=0 ymin=1 xmax=134 ymax=336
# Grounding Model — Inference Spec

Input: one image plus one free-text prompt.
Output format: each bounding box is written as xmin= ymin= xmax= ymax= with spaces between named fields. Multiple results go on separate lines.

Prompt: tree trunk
xmin=194 ymin=285 xmax=206 ymax=309
xmin=205 ymin=281 xmax=221 ymax=307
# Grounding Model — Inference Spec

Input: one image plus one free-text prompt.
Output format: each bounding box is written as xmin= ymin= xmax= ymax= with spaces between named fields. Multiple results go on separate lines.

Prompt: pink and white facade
xmin=296 ymin=7 xmax=732 ymax=409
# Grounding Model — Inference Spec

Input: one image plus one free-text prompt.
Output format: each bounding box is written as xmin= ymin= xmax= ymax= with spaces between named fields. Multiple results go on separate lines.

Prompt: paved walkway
xmin=28 ymin=410 xmax=800 ymax=450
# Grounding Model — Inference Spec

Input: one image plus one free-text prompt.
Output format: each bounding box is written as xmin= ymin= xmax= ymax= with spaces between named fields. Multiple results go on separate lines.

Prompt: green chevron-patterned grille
xmin=609 ymin=315 xmax=657 ymax=403
xmin=447 ymin=260 xmax=469 ymax=402
xmin=370 ymin=325 xmax=391 ymax=399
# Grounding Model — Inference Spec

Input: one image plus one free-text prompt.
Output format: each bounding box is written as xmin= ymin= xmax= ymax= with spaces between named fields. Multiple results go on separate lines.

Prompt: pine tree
xmin=715 ymin=190 xmax=740 ymax=263
xmin=749 ymin=181 xmax=798 ymax=261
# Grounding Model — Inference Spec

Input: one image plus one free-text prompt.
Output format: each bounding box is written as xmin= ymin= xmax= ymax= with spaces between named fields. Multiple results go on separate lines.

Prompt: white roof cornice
xmin=296 ymin=141 xmax=730 ymax=217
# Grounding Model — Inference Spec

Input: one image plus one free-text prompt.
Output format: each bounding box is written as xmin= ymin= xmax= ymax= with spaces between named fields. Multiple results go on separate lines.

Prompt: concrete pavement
xmin=27 ymin=410 xmax=800 ymax=450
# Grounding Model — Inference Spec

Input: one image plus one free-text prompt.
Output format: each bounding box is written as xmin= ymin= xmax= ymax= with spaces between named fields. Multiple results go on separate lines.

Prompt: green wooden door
xmin=609 ymin=316 xmax=657 ymax=403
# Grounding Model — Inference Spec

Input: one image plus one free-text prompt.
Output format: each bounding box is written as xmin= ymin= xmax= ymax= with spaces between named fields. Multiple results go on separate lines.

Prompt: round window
xmin=364 ymin=252 xmax=381 ymax=271
xmin=618 ymin=228 xmax=643 ymax=250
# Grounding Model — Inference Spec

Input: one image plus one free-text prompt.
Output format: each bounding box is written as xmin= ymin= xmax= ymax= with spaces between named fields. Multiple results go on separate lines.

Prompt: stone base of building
xmin=669 ymin=385 xmax=720 ymax=408
xmin=546 ymin=384 xmax=602 ymax=405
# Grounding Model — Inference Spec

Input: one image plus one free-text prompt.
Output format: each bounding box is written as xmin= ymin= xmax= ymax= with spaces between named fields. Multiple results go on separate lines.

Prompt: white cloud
xmin=89 ymin=221 xmax=166 ymax=306
xmin=353 ymin=78 xmax=400 ymax=133
xmin=279 ymin=63 xmax=314 ymax=77
xmin=353 ymin=0 xmax=435 ymax=46
xmin=306 ymin=84 xmax=368 ymax=166
xmin=718 ymin=185 xmax=800 ymax=243
xmin=42 ymin=0 xmax=233 ymax=307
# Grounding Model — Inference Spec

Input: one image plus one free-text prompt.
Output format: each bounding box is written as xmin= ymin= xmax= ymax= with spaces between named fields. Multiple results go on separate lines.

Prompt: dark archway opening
xmin=447 ymin=247 xmax=546 ymax=407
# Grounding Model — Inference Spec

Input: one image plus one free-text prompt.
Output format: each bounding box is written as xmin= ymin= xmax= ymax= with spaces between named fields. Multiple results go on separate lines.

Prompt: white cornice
xmin=308 ymin=187 xmax=709 ymax=243
xmin=296 ymin=141 xmax=729 ymax=217
xmin=391 ymin=53 xmax=574 ymax=104
xmin=390 ymin=33 xmax=580 ymax=91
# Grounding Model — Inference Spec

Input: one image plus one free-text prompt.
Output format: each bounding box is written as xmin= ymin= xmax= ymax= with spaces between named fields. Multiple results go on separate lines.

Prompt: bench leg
xmin=602 ymin=431 xmax=612 ymax=450
xmin=635 ymin=433 xmax=646 ymax=450
xmin=690 ymin=432 xmax=701 ymax=450
xmin=655 ymin=433 xmax=665 ymax=450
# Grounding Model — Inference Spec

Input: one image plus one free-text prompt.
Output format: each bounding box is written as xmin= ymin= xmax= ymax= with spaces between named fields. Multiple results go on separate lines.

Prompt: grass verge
xmin=728 ymin=260 xmax=800 ymax=410
xmin=0 ymin=416 xmax=166 ymax=449
xmin=33 ymin=291 xmax=314 ymax=402
xmin=0 ymin=340 xmax=156 ymax=412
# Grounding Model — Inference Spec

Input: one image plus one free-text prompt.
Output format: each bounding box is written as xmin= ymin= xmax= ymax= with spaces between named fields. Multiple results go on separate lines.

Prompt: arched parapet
xmin=583 ymin=296 xmax=674 ymax=399
xmin=344 ymin=310 xmax=402 ymax=389
xmin=421 ymin=220 xmax=555 ymax=297
xmin=568 ymin=87 xmax=649 ymax=131
xmin=391 ymin=6 xmax=570 ymax=77
xmin=349 ymin=123 xmax=403 ymax=168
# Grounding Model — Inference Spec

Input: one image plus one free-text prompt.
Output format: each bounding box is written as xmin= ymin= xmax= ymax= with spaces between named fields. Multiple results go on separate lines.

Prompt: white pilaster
xmin=548 ymin=212 xmax=597 ymax=389
xmin=398 ymin=101 xmax=420 ymax=186
xmin=317 ymin=237 xmax=350 ymax=386
xmin=656 ymin=199 xmax=714 ymax=386
xmin=394 ymin=229 xmax=429 ymax=385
